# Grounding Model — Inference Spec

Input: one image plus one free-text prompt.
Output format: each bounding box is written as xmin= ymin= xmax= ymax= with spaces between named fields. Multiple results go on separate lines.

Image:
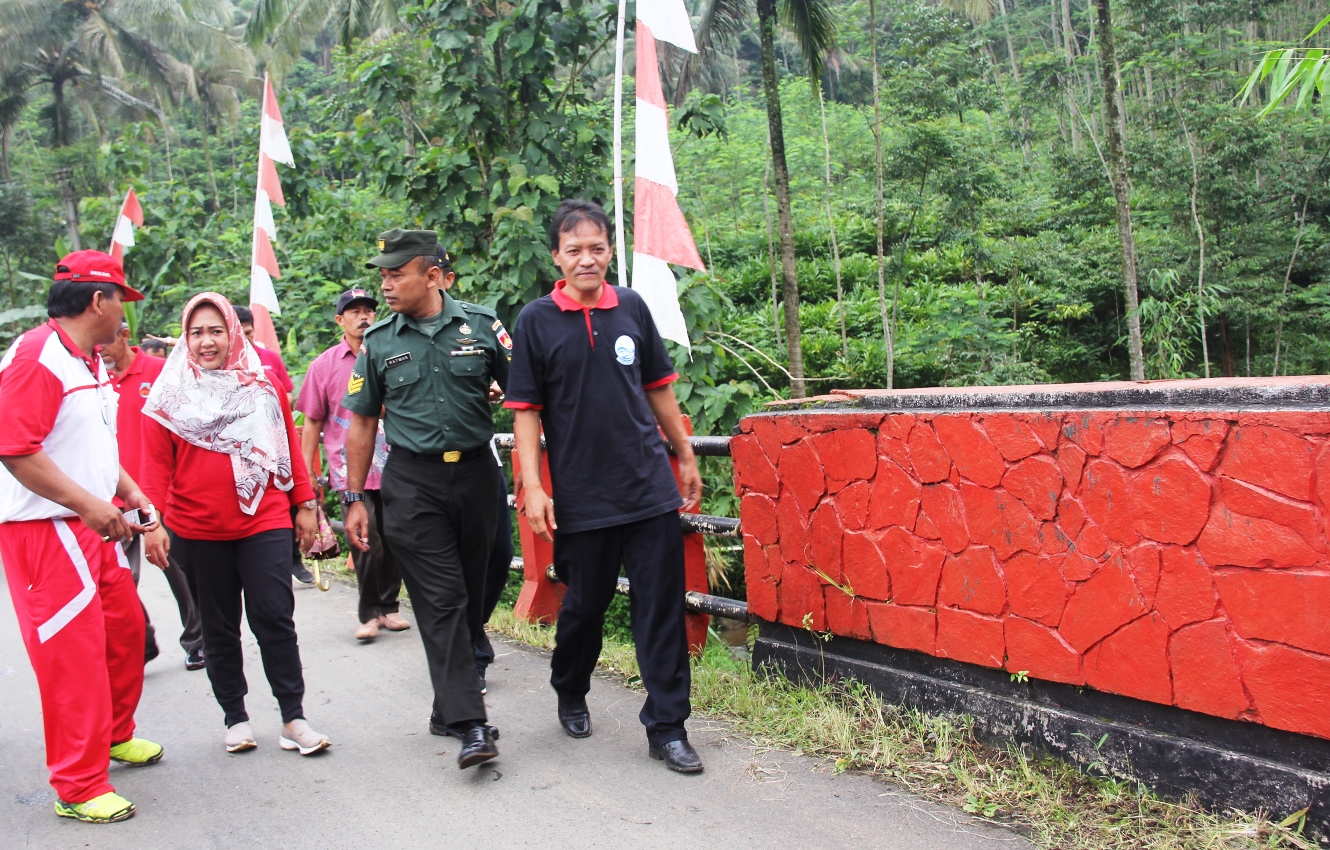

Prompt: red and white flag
xmin=633 ymin=0 xmax=704 ymax=350
xmin=249 ymin=74 xmax=294 ymax=352
xmin=108 ymin=187 xmax=143 ymax=261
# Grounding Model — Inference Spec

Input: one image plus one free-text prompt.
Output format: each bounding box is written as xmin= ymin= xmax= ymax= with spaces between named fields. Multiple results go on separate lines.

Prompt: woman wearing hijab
xmin=141 ymin=293 xmax=329 ymax=755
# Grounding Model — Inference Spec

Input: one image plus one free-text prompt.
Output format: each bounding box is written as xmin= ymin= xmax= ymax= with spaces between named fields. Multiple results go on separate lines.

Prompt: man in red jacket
xmin=0 ymin=251 xmax=170 ymax=823
xmin=99 ymin=321 xmax=204 ymax=671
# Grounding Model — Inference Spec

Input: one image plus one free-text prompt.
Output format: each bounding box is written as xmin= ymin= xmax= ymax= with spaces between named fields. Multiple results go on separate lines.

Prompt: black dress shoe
xmin=557 ymin=698 xmax=591 ymax=739
xmin=456 ymin=725 xmax=499 ymax=769
xmin=430 ymin=715 xmax=500 ymax=740
xmin=649 ymin=739 xmax=704 ymax=773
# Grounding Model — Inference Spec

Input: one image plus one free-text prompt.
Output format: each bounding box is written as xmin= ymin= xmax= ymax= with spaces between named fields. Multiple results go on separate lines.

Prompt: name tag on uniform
xmin=385 ymin=352 xmax=412 ymax=368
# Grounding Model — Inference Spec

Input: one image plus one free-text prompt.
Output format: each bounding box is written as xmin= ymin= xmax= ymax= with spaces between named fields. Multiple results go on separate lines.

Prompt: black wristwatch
xmin=342 ymin=492 xmax=366 ymax=506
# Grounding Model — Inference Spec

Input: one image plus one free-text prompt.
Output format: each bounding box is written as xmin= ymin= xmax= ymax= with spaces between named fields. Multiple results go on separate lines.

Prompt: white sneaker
xmin=225 ymin=722 xmax=257 ymax=753
xmin=279 ymin=719 xmax=330 ymax=755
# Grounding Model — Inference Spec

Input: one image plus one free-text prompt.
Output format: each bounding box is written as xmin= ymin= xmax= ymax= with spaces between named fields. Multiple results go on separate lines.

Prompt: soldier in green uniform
xmin=341 ymin=229 xmax=511 ymax=769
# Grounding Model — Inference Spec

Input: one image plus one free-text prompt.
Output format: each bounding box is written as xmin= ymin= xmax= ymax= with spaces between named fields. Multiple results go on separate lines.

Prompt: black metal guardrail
xmin=540 ymin=563 xmax=750 ymax=621
xmin=329 ymin=431 xmax=749 ymax=620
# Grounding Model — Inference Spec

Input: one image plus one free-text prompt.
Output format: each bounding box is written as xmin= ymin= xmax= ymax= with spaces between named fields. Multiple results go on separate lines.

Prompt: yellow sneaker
xmin=108 ymin=738 xmax=163 ymax=766
xmin=54 ymin=791 xmax=135 ymax=823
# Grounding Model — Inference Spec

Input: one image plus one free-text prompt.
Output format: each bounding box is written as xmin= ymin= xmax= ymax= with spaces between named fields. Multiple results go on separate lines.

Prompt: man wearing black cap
xmin=296 ymin=288 xmax=409 ymax=641
xmin=342 ymin=229 xmax=511 ymax=769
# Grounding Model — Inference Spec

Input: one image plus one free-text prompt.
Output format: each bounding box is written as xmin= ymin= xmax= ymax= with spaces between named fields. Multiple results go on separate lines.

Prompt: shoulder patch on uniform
xmin=347 ymin=370 xmax=365 ymax=394
xmin=497 ymin=327 xmax=513 ymax=350
xmin=463 ymin=302 xmax=498 ymax=319
xmin=491 ymin=319 xmax=501 ymax=331
xmin=385 ymin=352 xmax=412 ymax=368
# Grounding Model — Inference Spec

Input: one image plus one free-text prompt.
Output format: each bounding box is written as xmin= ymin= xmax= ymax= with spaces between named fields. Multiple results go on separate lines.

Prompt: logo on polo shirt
xmin=614 ymin=335 xmax=636 ymax=366
xmin=138 ymin=382 xmax=152 ymax=398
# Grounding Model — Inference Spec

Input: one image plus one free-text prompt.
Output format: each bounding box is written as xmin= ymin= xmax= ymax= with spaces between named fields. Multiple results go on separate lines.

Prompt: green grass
xmin=485 ymin=610 xmax=1315 ymax=850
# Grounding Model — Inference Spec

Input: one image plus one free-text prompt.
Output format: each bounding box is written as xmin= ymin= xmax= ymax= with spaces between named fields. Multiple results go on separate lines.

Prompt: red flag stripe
xmin=259 ymin=155 xmax=286 ymax=207
xmin=253 ymin=228 xmax=281 ymax=278
xmin=633 ymin=177 xmax=705 ymax=271
xmin=635 ymin=24 xmax=667 ymax=110
xmin=264 ymin=77 xmax=284 ymax=123
xmin=121 ymin=188 xmax=144 ymax=227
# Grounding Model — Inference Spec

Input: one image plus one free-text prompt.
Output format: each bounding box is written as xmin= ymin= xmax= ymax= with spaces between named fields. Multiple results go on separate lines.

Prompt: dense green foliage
xmin=4 ymin=0 xmax=1330 ymax=503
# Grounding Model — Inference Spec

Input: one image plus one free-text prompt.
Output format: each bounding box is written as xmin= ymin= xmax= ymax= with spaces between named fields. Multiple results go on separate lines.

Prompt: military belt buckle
xmin=442 ymin=451 xmax=462 ymax=463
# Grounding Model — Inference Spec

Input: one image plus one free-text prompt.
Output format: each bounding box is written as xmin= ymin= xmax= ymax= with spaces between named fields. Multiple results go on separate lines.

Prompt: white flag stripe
xmin=111 ymin=216 xmax=135 ymax=248
xmin=260 ymin=114 xmax=294 ymax=166
xmin=253 ymin=189 xmax=276 ymax=241
xmin=249 ymin=264 xmax=281 ymax=314
xmin=636 ymin=0 xmax=697 ymax=52
xmin=634 ymin=99 xmax=678 ymax=195
xmin=631 ymin=252 xmax=690 ymax=349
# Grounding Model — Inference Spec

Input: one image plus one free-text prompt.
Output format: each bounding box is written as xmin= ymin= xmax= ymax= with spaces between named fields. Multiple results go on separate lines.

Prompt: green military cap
xmin=366 ymin=228 xmax=441 ymax=270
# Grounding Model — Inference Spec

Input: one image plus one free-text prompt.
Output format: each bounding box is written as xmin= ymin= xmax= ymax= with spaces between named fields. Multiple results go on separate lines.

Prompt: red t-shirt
xmin=107 ymin=347 xmax=164 ymax=488
xmin=142 ymin=390 xmax=314 ymax=541
xmin=255 ymin=344 xmax=293 ymax=393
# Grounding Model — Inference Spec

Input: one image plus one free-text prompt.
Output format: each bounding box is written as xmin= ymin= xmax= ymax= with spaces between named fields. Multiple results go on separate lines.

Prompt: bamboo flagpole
xmin=612 ymin=0 xmax=628 ymax=290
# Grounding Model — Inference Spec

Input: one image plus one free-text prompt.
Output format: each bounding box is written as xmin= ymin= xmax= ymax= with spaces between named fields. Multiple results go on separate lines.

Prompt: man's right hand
xmin=79 ymin=497 xmax=130 ymax=543
xmin=345 ymin=500 xmax=371 ymax=551
xmin=522 ymin=485 xmax=557 ymax=543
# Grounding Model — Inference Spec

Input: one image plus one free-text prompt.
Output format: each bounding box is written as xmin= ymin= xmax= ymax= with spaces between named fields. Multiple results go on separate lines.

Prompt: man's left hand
xmin=678 ymin=457 xmax=702 ymax=512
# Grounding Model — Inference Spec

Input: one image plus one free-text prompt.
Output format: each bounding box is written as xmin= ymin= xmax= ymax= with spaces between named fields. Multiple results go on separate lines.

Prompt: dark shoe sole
xmin=649 ymin=746 xmax=704 ymax=773
xmin=431 ymin=722 xmax=500 ymax=740
xmin=458 ymin=748 xmax=498 ymax=769
xmin=560 ymin=719 xmax=592 ymax=739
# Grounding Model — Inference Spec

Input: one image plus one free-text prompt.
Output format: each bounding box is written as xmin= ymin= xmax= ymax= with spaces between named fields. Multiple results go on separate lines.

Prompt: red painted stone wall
xmin=734 ymin=404 xmax=1330 ymax=740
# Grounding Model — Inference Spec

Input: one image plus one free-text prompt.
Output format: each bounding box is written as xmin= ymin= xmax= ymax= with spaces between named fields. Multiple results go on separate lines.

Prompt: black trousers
xmin=474 ymin=470 xmax=514 ymax=670
xmin=173 ymin=529 xmax=306 ymax=727
xmin=381 ymin=451 xmax=498 ymax=727
xmin=126 ymin=531 xmax=203 ymax=655
xmin=349 ymin=489 xmax=402 ymax=624
xmin=551 ymin=510 xmax=691 ymax=745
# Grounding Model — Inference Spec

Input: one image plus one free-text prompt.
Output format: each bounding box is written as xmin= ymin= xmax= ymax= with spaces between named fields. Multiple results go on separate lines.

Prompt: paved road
xmin=0 ymin=566 xmax=1029 ymax=850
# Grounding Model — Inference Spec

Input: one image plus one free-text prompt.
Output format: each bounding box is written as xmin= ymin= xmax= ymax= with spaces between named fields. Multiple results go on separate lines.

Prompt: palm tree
xmin=681 ymin=0 xmax=833 ymax=398
xmin=756 ymin=0 xmax=834 ymax=397
xmin=244 ymin=0 xmax=405 ymax=68
xmin=0 ymin=0 xmax=248 ymax=148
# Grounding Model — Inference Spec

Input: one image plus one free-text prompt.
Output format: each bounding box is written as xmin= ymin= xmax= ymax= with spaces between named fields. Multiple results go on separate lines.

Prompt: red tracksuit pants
xmin=0 ymin=517 xmax=145 ymax=803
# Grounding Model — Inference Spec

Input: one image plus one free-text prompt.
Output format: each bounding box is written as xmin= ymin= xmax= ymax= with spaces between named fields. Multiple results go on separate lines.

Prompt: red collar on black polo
xmin=551 ymin=279 xmax=619 ymax=312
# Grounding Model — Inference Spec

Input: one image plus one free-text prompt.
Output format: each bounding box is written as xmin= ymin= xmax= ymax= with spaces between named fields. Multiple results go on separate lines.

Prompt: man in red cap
xmin=0 ymin=250 xmax=170 ymax=824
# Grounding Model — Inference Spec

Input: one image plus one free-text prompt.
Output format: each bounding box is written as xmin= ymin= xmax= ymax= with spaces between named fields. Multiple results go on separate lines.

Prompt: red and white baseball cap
xmin=54 ymin=250 xmax=145 ymax=301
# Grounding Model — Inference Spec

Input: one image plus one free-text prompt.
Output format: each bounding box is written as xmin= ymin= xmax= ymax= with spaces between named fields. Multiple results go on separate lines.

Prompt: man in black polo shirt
xmin=506 ymin=199 xmax=703 ymax=773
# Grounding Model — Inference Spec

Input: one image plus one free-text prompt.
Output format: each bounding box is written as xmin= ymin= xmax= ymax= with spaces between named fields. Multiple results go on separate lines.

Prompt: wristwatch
xmin=341 ymin=492 xmax=366 ymax=506
xmin=298 ymin=499 xmax=318 ymax=510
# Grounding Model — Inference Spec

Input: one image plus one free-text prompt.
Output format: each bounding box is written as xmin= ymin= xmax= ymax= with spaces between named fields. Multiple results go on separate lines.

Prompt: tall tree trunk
xmin=761 ymin=145 xmax=782 ymax=346
xmin=0 ymin=123 xmax=11 ymax=180
xmin=870 ymin=0 xmax=891 ymax=388
xmin=757 ymin=0 xmax=806 ymax=397
xmin=199 ymin=109 xmax=220 ymax=212
xmin=1178 ymin=110 xmax=1209 ymax=377
xmin=1061 ymin=0 xmax=1082 ymax=153
xmin=1094 ymin=0 xmax=1145 ymax=380
xmin=1273 ymin=195 xmax=1310 ymax=376
xmin=996 ymin=0 xmax=1031 ymax=163
xmin=818 ymin=89 xmax=847 ymax=359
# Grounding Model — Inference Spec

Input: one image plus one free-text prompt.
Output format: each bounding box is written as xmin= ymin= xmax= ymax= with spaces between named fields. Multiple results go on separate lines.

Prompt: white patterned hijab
xmin=143 ymin=292 xmax=293 ymax=515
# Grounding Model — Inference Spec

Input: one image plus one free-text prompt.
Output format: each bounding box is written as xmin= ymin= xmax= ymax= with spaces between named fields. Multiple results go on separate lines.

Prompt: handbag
xmin=305 ymin=498 xmax=342 ymax=561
